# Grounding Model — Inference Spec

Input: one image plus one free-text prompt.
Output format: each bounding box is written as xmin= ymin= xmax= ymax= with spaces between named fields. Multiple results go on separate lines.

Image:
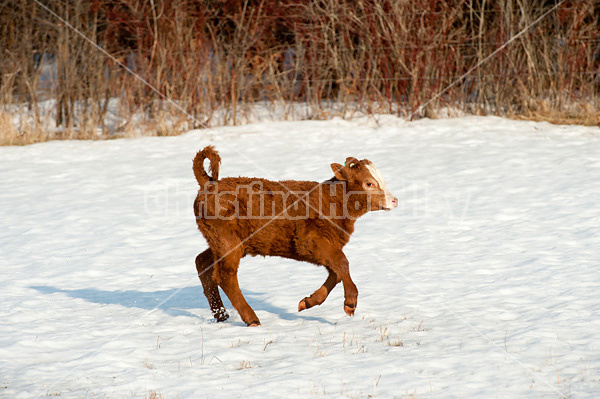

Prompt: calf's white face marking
xmin=365 ymin=164 xmax=397 ymax=210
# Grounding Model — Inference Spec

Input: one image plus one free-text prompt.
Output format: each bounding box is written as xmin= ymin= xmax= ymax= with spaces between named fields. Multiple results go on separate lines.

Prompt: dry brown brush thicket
xmin=1 ymin=0 xmax=598 ymax=144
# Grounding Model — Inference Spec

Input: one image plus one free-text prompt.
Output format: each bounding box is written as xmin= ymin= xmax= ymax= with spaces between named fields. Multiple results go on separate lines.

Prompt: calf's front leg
xmin=334 ymin=253 xmax=359 ymax=317
xmin=298 ymin=267 xmax=341 ymax=312
xmin=301 ymin=244 xmax=358 ymax=317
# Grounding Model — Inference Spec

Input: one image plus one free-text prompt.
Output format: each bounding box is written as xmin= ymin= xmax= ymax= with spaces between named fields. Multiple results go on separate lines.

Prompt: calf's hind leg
xmin=214 ymin=247 xmax=261 ymax=327
xmin=196 ymin=249 xmax=229 ymax=322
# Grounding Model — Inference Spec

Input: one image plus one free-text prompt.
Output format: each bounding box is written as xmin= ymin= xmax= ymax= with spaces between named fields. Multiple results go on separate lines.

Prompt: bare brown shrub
xmin=0 ymin=0 xmax=598 ymax=145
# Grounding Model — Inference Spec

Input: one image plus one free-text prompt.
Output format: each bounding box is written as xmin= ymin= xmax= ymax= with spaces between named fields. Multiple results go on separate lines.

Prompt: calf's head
xmin=331 ymin=157 xmax=398 ymax=212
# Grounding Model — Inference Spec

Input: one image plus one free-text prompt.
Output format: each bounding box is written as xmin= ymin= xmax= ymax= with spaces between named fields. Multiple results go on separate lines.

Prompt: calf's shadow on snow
xmin=30 ymin=285 xmax=333 ymax=325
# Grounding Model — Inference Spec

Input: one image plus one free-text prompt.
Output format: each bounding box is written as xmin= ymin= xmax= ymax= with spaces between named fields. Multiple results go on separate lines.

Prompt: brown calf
xmin=193 ymin=146 xmax=397 ymax=326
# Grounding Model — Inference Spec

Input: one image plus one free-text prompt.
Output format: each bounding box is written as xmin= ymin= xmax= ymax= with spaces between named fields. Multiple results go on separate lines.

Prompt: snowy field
xmin=1 ymin=115 xmax=599 ymax=398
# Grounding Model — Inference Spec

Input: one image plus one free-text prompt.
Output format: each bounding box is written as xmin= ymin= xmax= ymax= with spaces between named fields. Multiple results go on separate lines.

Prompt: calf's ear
xmin=345 ymin=157 xmax=359 ymax=168
xmin=331 ymin=163 xmax=348 ymax=180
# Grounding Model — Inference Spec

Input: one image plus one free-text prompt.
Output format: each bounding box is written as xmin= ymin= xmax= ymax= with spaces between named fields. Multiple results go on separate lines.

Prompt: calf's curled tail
xmin=193 ymin=145 xmax=221 ymax=186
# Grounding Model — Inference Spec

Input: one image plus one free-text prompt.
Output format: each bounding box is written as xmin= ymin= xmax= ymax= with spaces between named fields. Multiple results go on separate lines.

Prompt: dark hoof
xmin=214 ymin=308 xmax=229 ymax=322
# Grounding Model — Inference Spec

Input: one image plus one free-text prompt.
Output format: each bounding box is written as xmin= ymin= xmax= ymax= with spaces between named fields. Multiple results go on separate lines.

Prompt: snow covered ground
xmin=1 ymin=115 xmax=599 ymax=398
